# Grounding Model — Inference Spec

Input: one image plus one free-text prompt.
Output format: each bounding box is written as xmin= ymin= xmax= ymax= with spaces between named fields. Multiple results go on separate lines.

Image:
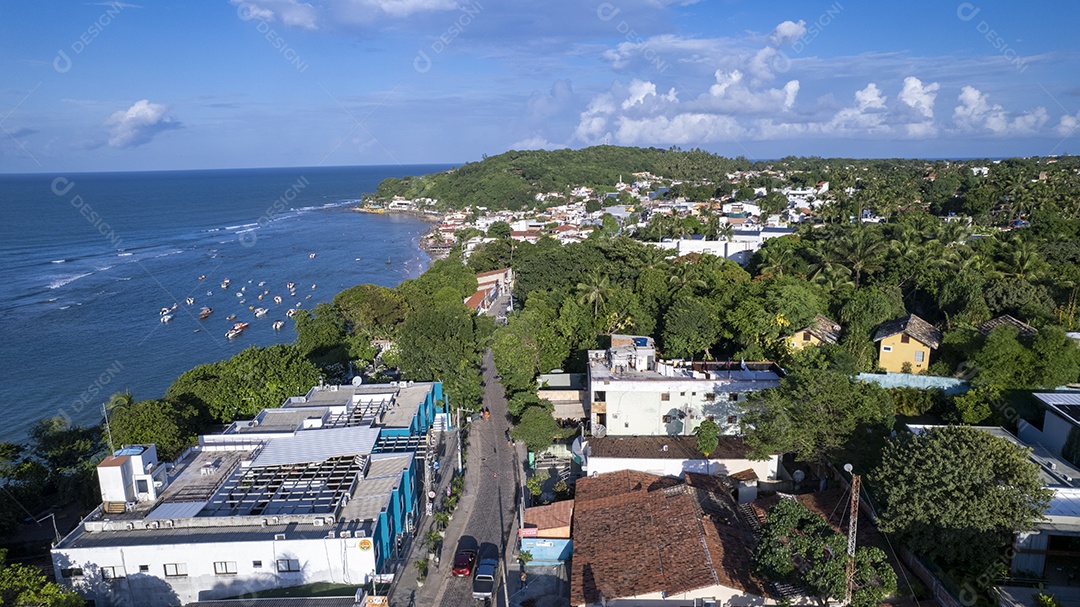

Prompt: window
xmin=277 ymin=559 xmax=301 ymax=573
xmin=136 ymin=479 xmax=149 ymax=494
xmin=901 ymin=334 xmax=910 ymax=344
xmin=680 ymin=391 xmax=686 ymax=397
xmin=164 ymin=563 xmax=187 ymax=577
xmin=728 ymin=393 xmax=739 ymax=402
xmin=101 ymin=566 xmax=124 ymax=580
xmin=660 ymin=393 xmax=670 ymax=401
xmin=139 ymin=565 xmax=150 ymax=573
xmin=882 ymin=345 xmax=893 ymax=353
xmin=914 ymin=350 xmax=925 ymax=362
xmin=803 ymin=331 xmax=812 ymax=342
xmin=252 ymin=560 xmax=263 ymax=569
xmin=60 ymin=568 xmax=84 ymax=578
xmin=214 ymin=561 xmax=238 ymax=575
xmin=704 ymin=393 xmax=715 ymax=401
xmin=727 ymin=415 xmax=738 ymax=425
xmin=594 ymin=391 xmax=606 ymax=402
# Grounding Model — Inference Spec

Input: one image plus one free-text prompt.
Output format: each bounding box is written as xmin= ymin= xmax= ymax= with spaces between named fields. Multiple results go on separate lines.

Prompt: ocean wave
xmin=51 ymin=259 xmax=68 ymax=264
xmin=48 ymin=273 xmax=92 ymax=289
xmin=117 ymin=252 xmax=133 ymax=257
xmin=224 ymin=223 xmax=258 ymax=231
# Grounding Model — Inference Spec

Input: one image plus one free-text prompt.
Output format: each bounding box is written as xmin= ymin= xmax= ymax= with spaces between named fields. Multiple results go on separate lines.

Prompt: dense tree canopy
xmin=872 ymin=426 xmax=1053 ymax=571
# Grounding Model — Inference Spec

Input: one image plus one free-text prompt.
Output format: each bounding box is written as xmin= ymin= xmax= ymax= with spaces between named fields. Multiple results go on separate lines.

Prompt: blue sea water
xmin=0 ymin=165 xmax=451 ymax=443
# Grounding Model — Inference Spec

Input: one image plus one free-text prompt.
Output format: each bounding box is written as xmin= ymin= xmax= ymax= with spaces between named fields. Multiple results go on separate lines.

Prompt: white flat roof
xmin=252 ymin=426 xmax=380 ymax=467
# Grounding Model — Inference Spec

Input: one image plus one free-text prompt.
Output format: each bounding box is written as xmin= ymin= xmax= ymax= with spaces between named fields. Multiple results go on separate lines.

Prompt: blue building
xmin=52 ymin=382 xmax=444 ymax=607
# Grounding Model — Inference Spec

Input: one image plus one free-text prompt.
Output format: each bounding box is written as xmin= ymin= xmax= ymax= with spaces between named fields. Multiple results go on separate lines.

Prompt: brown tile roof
xmin=463 ymin=289 xmax=487 ymax=311
xmin=587 ymin=436 xmax=752 ymax=460
xmin=872 ymin=313 xmax=942 ymax=349
xmin=975 ymin=314 xmax=1038 ymax=338
xmin=570 ymin=471 xmax=765 ymax=606
xmin=792 ymin=314 xmax=842 ymax=345
xmin=728 ymin=468 xmax=759 ymax=482
xmin=523 ymin=499 xmax=574 ymax=533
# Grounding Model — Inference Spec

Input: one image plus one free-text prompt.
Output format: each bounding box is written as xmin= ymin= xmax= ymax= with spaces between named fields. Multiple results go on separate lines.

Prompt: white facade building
xmin=587 ymin=335 xmax=784 ymax=439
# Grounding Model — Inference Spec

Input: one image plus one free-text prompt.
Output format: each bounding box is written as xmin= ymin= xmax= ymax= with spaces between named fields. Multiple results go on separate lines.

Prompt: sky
xmin=2 ymin=0 xmax=1080 ymax=173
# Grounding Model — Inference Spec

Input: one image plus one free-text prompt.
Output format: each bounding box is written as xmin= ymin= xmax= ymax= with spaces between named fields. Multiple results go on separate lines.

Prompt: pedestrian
xmin=505 ymin=429 xmax=511 ymax=446
xmin=520 ymin=570 xmax=528 ymax=588
xmin=484 ymin=408 xmax=490 ymax=421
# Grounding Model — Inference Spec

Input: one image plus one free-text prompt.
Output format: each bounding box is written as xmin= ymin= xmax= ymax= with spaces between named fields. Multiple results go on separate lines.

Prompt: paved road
xmin=436 ymin=348 xmax=521 ymax=607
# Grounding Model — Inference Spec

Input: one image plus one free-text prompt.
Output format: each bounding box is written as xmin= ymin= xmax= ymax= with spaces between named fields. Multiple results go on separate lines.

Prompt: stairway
xmin=431 ymin=412 xmax=448 ymax=433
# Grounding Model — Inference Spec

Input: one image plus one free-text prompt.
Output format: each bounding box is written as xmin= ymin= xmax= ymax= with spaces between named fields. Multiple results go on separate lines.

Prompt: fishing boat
xmin=221 ymin=278 xmax=231 ymax=289
xmin=254 ymin=308 xmax=268 ymax=317
xmin=160 ymin=313 xmax=174 ymax=323
xmin=273 ymin=320 xmax=285 ymax=331
xmin=285 ymin=308 xmax=297 ymax=318
xmin=311 ymin=284 xmax=316 ymax=290
xmin=236 ymin=292 xmax=244 ymax=298
xmin=186 ymin=297 xmax=194 ymax=306
xmin=309 ymin=253 xmax=316 ymax=259
xmin=386 ymin=258 xmax=392 ymax=265
xmin=287 ymin=282 xmax=295 ymax=290
xmin=274 ymin=295 xmax=282 ymax=304
xmin=226 ymin=314 xmax=236 ymax=321
xmin=225 ymin=322 xmax=249 ymax=339
xmin=258 ymin=281 xmax=266 ymax=287
xmin=198 ymin=275 xmax=206 ymax=280
xmin=199 ymin=307 xmax=213 ymax=320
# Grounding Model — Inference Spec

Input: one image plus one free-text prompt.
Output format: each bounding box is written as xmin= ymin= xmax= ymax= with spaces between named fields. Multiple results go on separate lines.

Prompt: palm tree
xmin=717 ymin=222 xmax=735 ymax=242
xmin=833 ymin=228 xmax=885 ymax=287
xmin=757 ymin=246 xmax=796 ymax=278
xmin=576 ymin=272 xmax=612 ymax=318
xmin=667 ymin=263 xmax=707 ymax=296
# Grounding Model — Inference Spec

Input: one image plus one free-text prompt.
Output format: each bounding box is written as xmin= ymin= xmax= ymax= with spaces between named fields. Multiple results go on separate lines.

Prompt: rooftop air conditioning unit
xmin=274 ymin=533 xmax=286 ymax=540
xmin=314 ymin=518 xmax=324 ymax=527
xmin=340 ymin=531 xmax=352 ymax=538
xmin=357 ymin=530 xmax=367 ymax=538
xmin=148 ymin=521 xmax=159 ymax=529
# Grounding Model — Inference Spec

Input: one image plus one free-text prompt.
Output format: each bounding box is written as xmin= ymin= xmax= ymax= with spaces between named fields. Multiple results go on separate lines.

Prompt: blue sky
xmin=3 ymin=0 xmax=1080 ymax=172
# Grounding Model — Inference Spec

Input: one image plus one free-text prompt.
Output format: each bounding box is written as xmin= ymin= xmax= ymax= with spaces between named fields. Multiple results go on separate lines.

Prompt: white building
xmin=583 ymin=435 xmax=778 ymax=483
xmin=587 ymin=335 xmax=784 ymax=439
xmin=52 ymin=382 xmax=443 ymax=607
xmin=646 ymin=227 xmax=795 ymax=266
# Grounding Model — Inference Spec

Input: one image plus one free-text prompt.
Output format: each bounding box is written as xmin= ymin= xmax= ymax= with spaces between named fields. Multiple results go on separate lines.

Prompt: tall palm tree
xmin=575 ymin=272 xmax=612 ymax=318
xmin=717 ymin=222 xmax=735 ymax=242
xmin=833 ymin=228 xmax=886 ymax=288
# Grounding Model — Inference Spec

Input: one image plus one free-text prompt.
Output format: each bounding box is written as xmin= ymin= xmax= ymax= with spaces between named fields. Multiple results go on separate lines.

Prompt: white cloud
xmin=898 ymin=76 xmax=939 ymax=118
xmin=768 ymin=20 xmax=806 ymax=47
xmin=953 ymin=86 xmax=1047 ymax=134
xmin=105 ymin=100 xmax=180 ymax=148
xmin=1057 ymin=112 xmax=1080 ymax=137
xmin=702 ymin=69 xmax=799 ymax=112
xmin=510 ymin=134 xmax=563 ymax=150
xmin=233 ymin=0 xmax=318 ymax=29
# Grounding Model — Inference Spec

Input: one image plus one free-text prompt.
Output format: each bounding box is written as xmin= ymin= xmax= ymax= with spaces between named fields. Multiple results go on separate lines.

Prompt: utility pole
xmin=844 ymin=463 xmax=861 ymax=606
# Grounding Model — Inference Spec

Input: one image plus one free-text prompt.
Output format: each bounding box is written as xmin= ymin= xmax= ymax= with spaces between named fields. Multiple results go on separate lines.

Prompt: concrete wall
xmin=1019 ymin=412 xmax=1074 ymax=455
xmin=586 ymin=455 xmax=777 ymax=481
xmin=788 ymin=331 xmax=823 ymax=351
xmin=54 ymin=536 xmax=378 ymax=607
xmin=520 ymin=538 xmax=572 ymax=565
xmin=604 ymin=582 xmax=802 ymax=606
xmin=593 ymin=380 xmax=746 ymax=437
xmin=877 ymin=334 xmax=932 ymax=373
xmin=1013 ymin=531 xmax=1049 ymax=576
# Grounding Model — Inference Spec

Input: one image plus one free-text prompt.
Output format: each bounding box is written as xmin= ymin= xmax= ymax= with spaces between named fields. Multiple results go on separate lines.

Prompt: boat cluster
xmin=157 ymin=274 xmax=314 ymax=340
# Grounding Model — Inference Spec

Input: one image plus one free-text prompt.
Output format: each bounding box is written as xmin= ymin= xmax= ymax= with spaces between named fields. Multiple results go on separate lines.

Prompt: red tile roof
xmin=571 ymin=471 xmax=765 ymax=605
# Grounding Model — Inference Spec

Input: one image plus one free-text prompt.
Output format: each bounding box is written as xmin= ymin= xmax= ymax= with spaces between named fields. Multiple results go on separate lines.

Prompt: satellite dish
xmin=793 ymin=470 xmax=805 ymax=483
xmin=351 ymin=376 xmax=363 ymax=386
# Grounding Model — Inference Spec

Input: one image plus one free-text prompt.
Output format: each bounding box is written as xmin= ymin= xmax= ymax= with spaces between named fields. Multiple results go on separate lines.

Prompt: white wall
xmin=1020 ymin=412 xmax=1075 ymax=455
xmin=595 ymin=380 xmax=747 ymax=437
xmin=54 ymin=535 xmax=377 ymax=607
xmin=600 ymin=580 xmax=812 ymax=606
xmin=586 ymin=455 xmax=777 ymax=481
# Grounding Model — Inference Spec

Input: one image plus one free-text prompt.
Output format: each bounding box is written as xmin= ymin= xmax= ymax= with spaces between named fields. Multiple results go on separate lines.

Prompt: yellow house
xmin=788 ymin=314 xmax=842 ymax=351
xmin=872 ymin=313 xmax=942 ymax=373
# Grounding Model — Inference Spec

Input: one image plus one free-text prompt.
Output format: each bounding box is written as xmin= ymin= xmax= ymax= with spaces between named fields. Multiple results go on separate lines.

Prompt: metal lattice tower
xmin=846 ymin=473 xmax=862 ymax=605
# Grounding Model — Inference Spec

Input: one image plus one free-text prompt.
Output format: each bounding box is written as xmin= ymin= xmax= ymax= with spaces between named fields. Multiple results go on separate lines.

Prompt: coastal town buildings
xmin=872 ymin=313 xmax=942 ymax=373
xmin=586 ymin=335 xmax=784 ymax=439
xmin=52 ymin=382 xmax=443 ymax=607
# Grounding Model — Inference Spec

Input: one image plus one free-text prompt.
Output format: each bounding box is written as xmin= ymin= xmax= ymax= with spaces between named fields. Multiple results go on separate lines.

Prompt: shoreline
xmin=352 ymin=205 xmax=454 ymax=261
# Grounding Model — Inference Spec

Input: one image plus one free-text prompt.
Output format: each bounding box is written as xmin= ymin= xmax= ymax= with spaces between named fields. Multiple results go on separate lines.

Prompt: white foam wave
xmin=51 ymin=259 xmax=68 ymax=264
xmin=48 ymin=273 xmax=92 ymax=289
xmin=117 ymin=252 xmax=133 ymax=257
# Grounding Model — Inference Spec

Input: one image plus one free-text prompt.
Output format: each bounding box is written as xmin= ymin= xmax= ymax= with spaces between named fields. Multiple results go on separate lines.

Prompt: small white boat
xmin=273 ymin=320 xmax=285 ymax=331
xmin=257 ymin=294 xmax=264 ymax=300
xmin=274 ymin=296 xmax=282 ymax=304
xmin=309 ymin=253 xmax=316 ymax=259
xmin=236 ymin=292 xmax=243 ymax=298
xmin=254 ymin=308 xmax=268 ymax=317
xmin=258 ymin=281 xmax=266 ymax=287
xmin=159 ymin=307 xmax=171 ymax=316
xmin=221 ymin=278 xmax=231 ymax=289
xmin=186 ymin=297 xmax=194 ymax=306
xmin=160 ymin=313 xmax=174 ymax=323
xmin=287 ymin=282 xmax=295 ymax=290
xmin=311 ymin=284 xmax=316 ymax=290
xmin=285 ymin=308 xmax=297 ymax=318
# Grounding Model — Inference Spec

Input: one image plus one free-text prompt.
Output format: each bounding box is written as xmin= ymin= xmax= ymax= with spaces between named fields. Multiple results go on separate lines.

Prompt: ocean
xmin=0 ymin=165 xmax=452 ymax=444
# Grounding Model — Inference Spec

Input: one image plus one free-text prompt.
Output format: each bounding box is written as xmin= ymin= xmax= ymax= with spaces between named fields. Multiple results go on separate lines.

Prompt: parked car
xmin=452 ymin=549 xmax=477 ymax=577
xmin=472 ymin=557 xmax=499 ymax=600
